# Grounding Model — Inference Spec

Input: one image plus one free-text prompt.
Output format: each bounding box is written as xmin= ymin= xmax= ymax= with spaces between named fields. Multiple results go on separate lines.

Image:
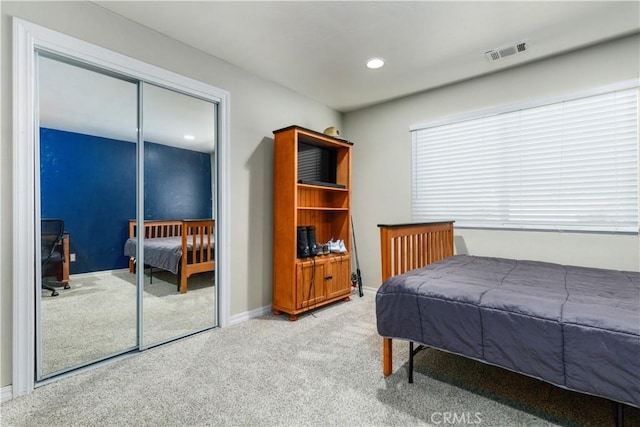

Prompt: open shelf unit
xmin=272 ymin=125 xmax=353 ymax=320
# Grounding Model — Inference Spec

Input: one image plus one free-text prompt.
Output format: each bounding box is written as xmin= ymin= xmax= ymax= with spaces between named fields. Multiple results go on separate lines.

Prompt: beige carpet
xmin=41 ymin=269 xmax=215 ymax=376
xmin=414 ymin=348 xmax=640 ymax=427
xmin=4 ymin=294 xmax=638 ymax=426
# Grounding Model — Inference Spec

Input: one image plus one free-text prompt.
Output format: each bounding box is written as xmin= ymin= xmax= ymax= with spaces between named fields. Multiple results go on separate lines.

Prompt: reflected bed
xmin=124 ymin=219 xmax=215 ymax=294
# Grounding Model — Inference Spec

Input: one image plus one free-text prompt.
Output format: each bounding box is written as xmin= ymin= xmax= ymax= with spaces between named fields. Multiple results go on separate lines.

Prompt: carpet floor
xmin=3 ymin=293 xmax=638 ymax=426
xmin=40 ymin=269 xmax=215 ymax=376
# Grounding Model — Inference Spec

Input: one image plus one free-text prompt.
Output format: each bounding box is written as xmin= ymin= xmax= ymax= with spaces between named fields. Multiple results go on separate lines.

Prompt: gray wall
xmin=0 ymin=1 xmax=341 ymax=388
xmin=345 ymin=34 xmax=640 ymax=292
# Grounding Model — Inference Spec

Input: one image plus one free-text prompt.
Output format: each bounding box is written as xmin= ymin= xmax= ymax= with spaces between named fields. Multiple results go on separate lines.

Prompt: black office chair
xmin=41 ymin=219 xmax=67 ymax=297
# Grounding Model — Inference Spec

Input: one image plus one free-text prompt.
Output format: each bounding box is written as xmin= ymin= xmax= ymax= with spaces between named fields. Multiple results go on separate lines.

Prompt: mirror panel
xmin=141 ymin=83 xmax=217 ymax=347
xmin=37 ymin=54 xmax=138 ymax=378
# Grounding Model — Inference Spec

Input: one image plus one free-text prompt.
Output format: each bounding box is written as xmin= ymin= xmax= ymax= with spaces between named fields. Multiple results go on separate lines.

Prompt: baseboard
xmin=224 ymin=286 xmax=378 ymax=326
xmin=1 ymin=385 xmax=13 ymax=403
xmin=229 ymin=287 xmax=377 ymax=326
xmin=362 ymin=285 xmax=378 ymax=295
xmin=68 ymin=268 xmax=130 ymax=280
xmin=228 ymin=304 xmax=272 ymax=326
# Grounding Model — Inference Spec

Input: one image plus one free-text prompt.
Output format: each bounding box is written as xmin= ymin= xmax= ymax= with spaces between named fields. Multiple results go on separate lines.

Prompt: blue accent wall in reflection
xmin=144 ymin=142 xmax=213 ymax=220
xmin=40 ymin=128 xmax=213 ymax=274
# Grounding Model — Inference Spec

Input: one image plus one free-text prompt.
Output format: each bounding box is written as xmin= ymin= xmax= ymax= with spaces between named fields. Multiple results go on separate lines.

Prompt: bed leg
xmin=409 ymin=341 xmax=414 ymax=383
xmin=408 ymin=342 xmax=427 ymax=384
xmin=614 ymin=402 xmax=624 ymax=427
xmin=383 ymin=337 xmax=393 ymax=376
xmin=180 ymin=273 xmax=187 ymax=294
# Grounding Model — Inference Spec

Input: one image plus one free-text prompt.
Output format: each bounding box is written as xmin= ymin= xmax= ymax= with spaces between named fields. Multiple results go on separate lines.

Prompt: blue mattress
xmin=376 ymin=255 xmax=640 ymax=407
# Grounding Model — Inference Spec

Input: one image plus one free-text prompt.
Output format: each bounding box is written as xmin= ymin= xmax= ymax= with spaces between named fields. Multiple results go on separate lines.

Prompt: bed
xmin=124 ymin=219 xmax=215 ymax=294
xmin=376 ymin=221 xmax=639 ymax=425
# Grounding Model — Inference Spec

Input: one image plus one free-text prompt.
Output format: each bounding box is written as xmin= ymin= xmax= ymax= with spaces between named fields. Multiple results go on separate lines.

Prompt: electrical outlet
xmin=70 ymin=253 xmax=76 ymax=262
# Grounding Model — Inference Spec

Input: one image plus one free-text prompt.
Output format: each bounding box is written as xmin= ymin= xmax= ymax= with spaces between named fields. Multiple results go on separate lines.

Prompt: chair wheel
xmin=64 ymin=284 xmax=70 ymax=289
xmin=51 ymin=290 xmax=59 ymax=297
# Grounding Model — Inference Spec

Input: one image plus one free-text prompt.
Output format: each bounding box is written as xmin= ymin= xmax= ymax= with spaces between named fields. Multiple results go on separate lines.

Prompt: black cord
xmin=305 ymin=258 xmax=313 ymax=307
xmin=305 ymin=256 xmax=317 ymax=317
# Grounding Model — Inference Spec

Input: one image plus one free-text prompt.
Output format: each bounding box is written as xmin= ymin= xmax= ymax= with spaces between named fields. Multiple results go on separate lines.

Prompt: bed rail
xmin=378 ymin=221 xmax=455 ymax=376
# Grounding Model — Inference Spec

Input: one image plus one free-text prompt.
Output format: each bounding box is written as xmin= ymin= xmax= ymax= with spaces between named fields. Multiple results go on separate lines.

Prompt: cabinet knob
xmin=324 ymin=275 xmax=333 ymax=280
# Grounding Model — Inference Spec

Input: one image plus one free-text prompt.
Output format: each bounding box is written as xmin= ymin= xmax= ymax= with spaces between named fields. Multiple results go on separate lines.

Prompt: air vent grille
xmin=485 ymin=41 xmax=528 ymax=62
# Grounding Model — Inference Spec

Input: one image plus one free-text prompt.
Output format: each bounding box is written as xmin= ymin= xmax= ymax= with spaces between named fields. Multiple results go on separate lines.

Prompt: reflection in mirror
xmin=37 ymin=54 xmax=138 ymax=378
xmin=140 ymin=83 xmax=217 ymax=347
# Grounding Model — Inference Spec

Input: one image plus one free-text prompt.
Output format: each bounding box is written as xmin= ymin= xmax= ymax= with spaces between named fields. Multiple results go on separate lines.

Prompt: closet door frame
xmin=12 ymin=17 xmax=231 ymax=397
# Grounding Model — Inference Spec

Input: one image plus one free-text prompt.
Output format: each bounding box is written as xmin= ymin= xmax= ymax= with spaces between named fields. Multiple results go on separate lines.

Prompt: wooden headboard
xmin=128 ymin=219 xmax=183 ymax=239
xmin=378 ymin=221 xmax=455 ymax=283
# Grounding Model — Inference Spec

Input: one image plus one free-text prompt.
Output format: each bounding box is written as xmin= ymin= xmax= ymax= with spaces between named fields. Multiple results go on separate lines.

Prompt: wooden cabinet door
xmin=296 ymin=260 xmax=326 ymax=309
xmin=325 ymin=255 xmax=351 ymax=299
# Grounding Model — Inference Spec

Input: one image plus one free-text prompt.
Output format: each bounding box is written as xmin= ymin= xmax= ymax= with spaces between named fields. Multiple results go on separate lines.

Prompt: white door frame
xmin=12 ymin=17 xmax=231 ymax=396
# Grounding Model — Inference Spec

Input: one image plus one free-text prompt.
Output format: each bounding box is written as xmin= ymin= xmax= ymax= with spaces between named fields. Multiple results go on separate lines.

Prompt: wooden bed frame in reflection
xmin=128 ymin=219 xmax=215 ymax=294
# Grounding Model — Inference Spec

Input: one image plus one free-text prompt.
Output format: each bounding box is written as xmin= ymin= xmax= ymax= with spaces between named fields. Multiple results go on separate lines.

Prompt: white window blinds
xmin=411 ymin=88 xmax=639 ymax=232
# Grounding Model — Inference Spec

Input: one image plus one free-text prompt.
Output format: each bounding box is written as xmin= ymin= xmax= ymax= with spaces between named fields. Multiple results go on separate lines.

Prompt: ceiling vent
xmin=485 ymin=41 xmax=528 ymax=62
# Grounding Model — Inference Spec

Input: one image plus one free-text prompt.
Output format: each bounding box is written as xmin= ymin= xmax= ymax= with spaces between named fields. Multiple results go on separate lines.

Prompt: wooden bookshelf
xmin=272 ymin=126 xmax=353 ymax=320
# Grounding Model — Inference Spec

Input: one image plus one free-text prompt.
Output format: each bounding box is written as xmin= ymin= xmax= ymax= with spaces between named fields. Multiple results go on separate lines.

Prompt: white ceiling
xmin=40 ymin=1 xmax=639 ymax=149
xmin=95 ymin=1 xmax=640 ymax=113
xmin=39 ymin=56 xmax=216 ymax=152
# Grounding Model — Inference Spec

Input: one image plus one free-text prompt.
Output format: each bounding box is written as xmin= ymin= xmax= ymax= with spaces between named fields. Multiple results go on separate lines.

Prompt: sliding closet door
xmin=141 ymin=83 xmax=217 ymax=347
xmin=34 ymin=53 xmax=219 ymax=381
xmin=37 ymin=54 xmax=139 ymax=379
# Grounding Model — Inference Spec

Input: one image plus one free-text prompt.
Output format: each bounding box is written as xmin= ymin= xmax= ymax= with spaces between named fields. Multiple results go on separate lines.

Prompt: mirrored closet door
xmin=141 ymin=83 xmax=217 ymax=347
xmin=36 ymin=53 xmax=219 ymax=380
xmin=37 ymin=54 xmax=139 ymax=378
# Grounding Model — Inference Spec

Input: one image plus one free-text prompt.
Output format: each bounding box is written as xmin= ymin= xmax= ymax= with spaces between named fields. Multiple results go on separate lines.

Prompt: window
xmin=411 ymin=86 xmax=639 ymax=233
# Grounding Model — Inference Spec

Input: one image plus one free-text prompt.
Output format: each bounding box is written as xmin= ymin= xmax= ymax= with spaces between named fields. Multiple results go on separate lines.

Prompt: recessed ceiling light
xmin=366 ymin=57 xmax=385 ymax=69
xmin=184 ymin=135 xmax=195 ymax=140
